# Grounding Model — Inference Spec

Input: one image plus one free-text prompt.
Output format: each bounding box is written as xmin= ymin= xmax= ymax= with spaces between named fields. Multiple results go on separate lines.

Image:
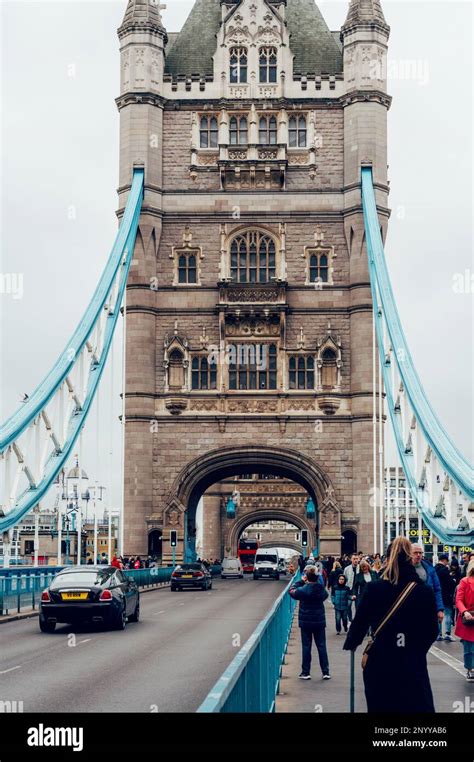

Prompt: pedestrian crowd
xmin=289 ymin=541 xmax=474 ymax=711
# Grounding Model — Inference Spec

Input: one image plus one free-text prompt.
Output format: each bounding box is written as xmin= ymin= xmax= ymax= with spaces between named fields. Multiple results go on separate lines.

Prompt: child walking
xmin=331 ymin=574 xmax=352 ymax=635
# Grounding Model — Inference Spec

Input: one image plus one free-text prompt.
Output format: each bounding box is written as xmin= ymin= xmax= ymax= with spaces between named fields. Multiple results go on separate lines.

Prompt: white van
xmin=253 ymin=550 xmax=280 ymax=580
xmin=221 ymin=557 xmax=243 ymax=579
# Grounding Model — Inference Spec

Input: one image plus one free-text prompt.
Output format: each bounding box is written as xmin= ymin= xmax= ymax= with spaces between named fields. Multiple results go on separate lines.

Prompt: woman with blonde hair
xmin=343 ymin=536 xmax=438 ymax=712
xmin=454 ymin=559 xmax=474 ymax=681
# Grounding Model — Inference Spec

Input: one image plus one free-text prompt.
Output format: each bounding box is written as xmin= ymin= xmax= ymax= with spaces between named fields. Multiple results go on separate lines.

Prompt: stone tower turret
xmin=117 ymin=0 xmax=167 ymax=554
xmin=341 ymin=0 xmax=390 ymax=544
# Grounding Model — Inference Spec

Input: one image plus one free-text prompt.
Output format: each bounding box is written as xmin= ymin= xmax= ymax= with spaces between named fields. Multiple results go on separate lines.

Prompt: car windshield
xmin=257 ymin=555 xmax=277 ymax=563
xmin=51 ymin=570 xmax=111 ymax=588
xmin=178 ymin=564 xmax=202 ymax=570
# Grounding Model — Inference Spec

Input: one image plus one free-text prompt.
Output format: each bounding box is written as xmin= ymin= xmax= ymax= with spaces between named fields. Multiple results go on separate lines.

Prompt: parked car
xmin=39 ymin=566 xmax=139 ymax=632
xmin=278 ymin=558 xmax=287 ymax=575
xmin=221 ymin=557 xmax=244 ymax=579
xmin=171 ymin=562 xmax=212 ymax=591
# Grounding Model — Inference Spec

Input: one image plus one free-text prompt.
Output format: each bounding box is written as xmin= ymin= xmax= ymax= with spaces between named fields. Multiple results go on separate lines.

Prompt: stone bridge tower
xmin=117 ymin=0 xmax=391 ymax=561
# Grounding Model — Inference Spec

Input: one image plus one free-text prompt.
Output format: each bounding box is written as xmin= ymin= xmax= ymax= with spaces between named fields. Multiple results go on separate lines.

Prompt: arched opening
xmin=168 ymin=350 xmax=184 ymax=389
xmin=341 ymin=529 xmax=357 ymax=556
xmin=163 ymin=446 xmax=335 ymax=564
xmin=148 ymin=530 xmax=162 ymax=560
xmin=321 ymin=348 xmax=337 ymax=388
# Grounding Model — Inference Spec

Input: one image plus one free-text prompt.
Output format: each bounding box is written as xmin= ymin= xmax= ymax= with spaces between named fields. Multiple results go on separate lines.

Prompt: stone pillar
xmin=201 ymin=490 xmax=223 ymax=561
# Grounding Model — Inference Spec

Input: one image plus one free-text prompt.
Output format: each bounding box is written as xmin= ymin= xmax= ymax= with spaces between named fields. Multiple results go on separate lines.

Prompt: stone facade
xmin=117 ymin=0 xmax=391 ymax=561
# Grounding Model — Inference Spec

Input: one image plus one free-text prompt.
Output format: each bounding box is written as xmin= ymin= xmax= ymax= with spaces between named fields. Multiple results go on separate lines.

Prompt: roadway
xmin=0 ymin=576 xmax=287 ymax=713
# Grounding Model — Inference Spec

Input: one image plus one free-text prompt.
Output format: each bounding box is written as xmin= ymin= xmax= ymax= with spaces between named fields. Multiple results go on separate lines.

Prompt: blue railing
xmin=0 ymin=564 xmax=222 ymax=615
xmin=198 ymin=573 xmax=299 ymax=713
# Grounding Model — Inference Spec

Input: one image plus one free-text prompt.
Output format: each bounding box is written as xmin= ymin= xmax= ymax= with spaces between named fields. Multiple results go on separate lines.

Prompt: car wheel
xmin=275 ymin=573 xmax=280 ymax=580
xmin=253 ymin=574 xmax=258 ymax=580
xmin=208 ymin=582 xmax=212 ymax=590
xmin=129 ymin=599 xmax=140 ymax=623
xmin=171 ymin=586 xmax=177 ymax=592
xmin=114 ymin=603 xmax=127 ymax=630
xmin=39 ymin=616 xmax=56 ymax=633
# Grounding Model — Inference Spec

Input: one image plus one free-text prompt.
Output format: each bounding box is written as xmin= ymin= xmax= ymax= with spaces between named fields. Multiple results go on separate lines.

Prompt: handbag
xmin=462 ymin=610 xmax=474 ymax=625
xmin=361 ymin=581 xmax=417 ymax=670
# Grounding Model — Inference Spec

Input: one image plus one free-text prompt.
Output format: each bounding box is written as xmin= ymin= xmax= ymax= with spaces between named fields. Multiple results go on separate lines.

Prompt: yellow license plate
xmin=61 ymin=592 xmax=88 ymax=600
xmin=182 ymin=574 xmax=193 ymax=578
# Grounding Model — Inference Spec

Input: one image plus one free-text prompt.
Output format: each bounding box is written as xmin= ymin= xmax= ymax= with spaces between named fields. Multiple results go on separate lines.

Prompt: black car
xmin=39 ymin=566 xmax=139 ymax=632
xmin=170 ymin=563 xmax=212 ymax=591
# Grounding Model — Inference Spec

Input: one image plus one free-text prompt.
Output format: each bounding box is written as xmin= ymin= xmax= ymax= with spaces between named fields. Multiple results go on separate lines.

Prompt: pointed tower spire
xmin=342 ymin=0 xmax=389 ymax=33
xmin=120 ymin=0 xmax=166 ymax=33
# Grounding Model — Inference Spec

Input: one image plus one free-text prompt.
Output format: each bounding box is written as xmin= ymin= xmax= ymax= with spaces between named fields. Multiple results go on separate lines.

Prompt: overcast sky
xmin=1 ymin=0 xmax=472 ymax=515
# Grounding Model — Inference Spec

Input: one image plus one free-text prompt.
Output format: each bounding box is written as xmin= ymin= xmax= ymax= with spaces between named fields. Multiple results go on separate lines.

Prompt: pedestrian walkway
xmin=276 ymin=601 xmax=474 ymax=712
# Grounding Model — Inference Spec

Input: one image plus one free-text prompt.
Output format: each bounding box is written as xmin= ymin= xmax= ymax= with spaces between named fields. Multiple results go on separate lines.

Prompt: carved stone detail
xmin=318 ymin=396 xmax=341 ymax=415
xmin=227 ymin=399 xmax=279 ymax=413
xmin=189 ymin=400 xmax=218 ymax=411
xmin=226 ymin=288 xmax=280 ymax=303
xmin=287 ymin=399 xmax=316 ymax=411
xmin=165 ymin=397 xmax=188 ymax=415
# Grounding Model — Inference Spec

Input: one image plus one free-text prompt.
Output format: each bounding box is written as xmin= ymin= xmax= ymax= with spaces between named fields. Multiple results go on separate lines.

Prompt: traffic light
xmin=170 ymin=530 xmax=177 ymax=547
xmin=301 ymin=530 xmax=308 ymax=547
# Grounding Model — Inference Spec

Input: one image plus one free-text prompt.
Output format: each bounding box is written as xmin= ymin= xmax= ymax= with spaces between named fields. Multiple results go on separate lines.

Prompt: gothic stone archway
xmin=161 ymin=445 xmax=341 ymax=562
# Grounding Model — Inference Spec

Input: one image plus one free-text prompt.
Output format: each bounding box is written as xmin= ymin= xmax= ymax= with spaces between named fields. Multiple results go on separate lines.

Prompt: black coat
xmin=435 ymin=563 xmax=456 ymax=607
xmin=289 ymin=579 xmax=328 ymax=628
xmin=343 ymin=565 xmax=438 ymax=713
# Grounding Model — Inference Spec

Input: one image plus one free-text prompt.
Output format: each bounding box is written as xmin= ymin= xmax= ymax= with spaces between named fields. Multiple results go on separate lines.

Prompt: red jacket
xmin=454 ymin=576 xmax=474 ymax=642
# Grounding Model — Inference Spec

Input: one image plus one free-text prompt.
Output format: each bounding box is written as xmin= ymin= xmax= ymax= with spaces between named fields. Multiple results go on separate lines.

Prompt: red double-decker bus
xmin=238 ymin=538 xmax=260 ymax=573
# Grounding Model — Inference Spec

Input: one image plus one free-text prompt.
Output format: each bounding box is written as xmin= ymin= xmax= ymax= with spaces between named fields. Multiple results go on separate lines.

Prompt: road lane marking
xmin=430 ymin=645 xmax=466 ymax=677
xmin=0 ymin=665 xmax=21 ymax=674
xmin=79 ymin=638 xmax=91 ymax=644
xmin=153 ymin=610 xmax=166 ymax=615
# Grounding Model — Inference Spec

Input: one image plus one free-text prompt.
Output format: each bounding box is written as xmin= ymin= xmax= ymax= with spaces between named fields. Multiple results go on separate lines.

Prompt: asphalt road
xmin=0 ymin=575 xmax=288 ymax=713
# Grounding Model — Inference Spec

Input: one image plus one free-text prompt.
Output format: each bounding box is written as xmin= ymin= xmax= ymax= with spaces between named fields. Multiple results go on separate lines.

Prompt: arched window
xmin=321 ymin=348 xmax=337 ymax=388
xmin=229 ymin=115 xmax=248 ymax=145
xmin=289 ymin=355 xmax=315 ymax=390
xmin=309 ymin=252 xmax=328 ymax=284
xmin=229 ymin=47 xmax=247 ymax=83
xmin=191 ymin=356 xmax=217 ymax=390
xmin=178 ymin=253 xmax=197 ymax=284
xmin=289 ymin=115 xmax=307 ymax=147
xmin=199 ymin=115 xmax=218 ymax=148
xmin=259 ymin=115 xmax=277 ymax=145
xmin=169 ymin=350 xmax=185 ymax=389
xmin=229 ymin=343 xmax=277 ymax=390
xmin=230 ymin=231 xmax=276 ymax=283
xmin=259 ymin=47 xmax=277 ymax=83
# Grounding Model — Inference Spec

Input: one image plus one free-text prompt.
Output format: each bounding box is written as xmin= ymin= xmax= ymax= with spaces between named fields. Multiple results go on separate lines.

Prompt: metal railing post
xmin=350 ymin=650 xmax=355 ymax=713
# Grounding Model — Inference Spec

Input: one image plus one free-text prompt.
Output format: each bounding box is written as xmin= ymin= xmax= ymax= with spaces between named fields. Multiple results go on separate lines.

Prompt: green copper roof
xmin=164 ymin=0 xmax=343 ymax=79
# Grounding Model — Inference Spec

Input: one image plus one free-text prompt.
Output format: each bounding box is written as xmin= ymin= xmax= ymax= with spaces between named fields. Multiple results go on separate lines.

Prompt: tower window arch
xmin=230 ymin=231 xmax=276 ymax=283
xmin=229 ymin=47 xmax=247 ymax=83
xmin=199 ymin=115 xmax=218 ymax=148
xmin=178 ymin=253 xmax=197 ymax=284
xmin=259 ymin=47 xmax=277 ymax=83
xmin=309 ymin=252 xmax=328 ymax=284
xmin=259 ymin=115 xmax=277 ymax=145
xmin=289 ymin=115 xmax=307 ymax=148
xmin=168 ymin=350 xmax=185 ymax=390
xmin=321 ymin=348 xmax=337 ymax=388
xmin=229 ymin=115 xmax=248 ymax=145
